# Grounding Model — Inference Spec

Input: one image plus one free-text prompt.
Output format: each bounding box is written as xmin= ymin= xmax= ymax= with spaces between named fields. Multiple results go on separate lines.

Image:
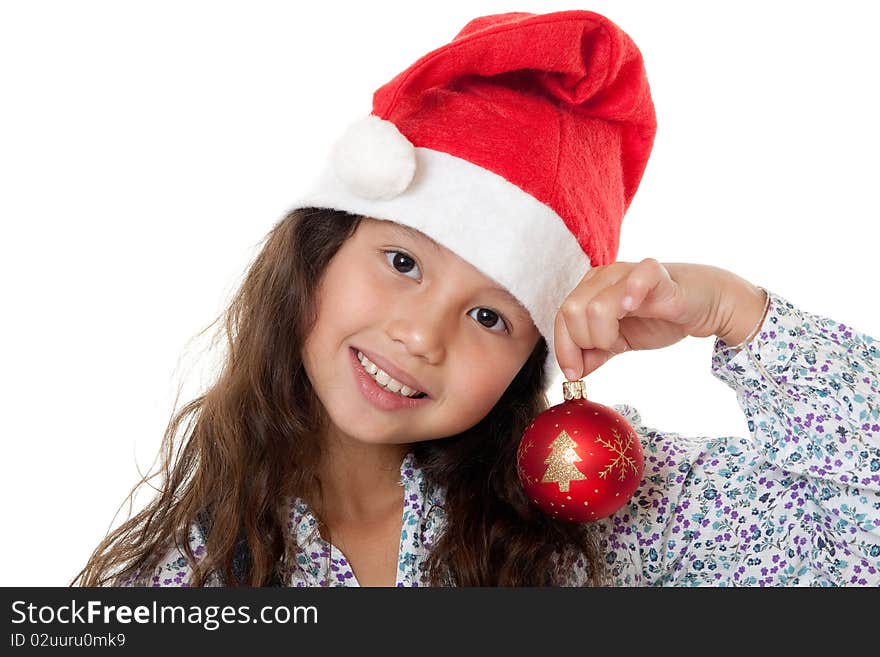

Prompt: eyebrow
xmin=385 ymin=222 xmax=442 ymax=254
xmin=491 ymin=290 xmax=532 ymax=322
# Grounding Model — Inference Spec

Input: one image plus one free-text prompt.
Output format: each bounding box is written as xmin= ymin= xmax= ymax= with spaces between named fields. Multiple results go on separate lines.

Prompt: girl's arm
xmin=711 ymin=289 xmax=879 ymax=496
xmin=564 ymin=289 xmax=880 ymax=586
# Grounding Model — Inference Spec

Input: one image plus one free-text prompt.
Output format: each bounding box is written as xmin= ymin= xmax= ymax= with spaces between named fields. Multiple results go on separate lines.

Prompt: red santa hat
xmin=292 ymin=9 xmax=657 ymax=387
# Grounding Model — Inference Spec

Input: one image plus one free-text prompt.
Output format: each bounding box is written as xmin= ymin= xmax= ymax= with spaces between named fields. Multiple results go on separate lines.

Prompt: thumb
xmin=581 ymin=348 xmax=616 ymax=378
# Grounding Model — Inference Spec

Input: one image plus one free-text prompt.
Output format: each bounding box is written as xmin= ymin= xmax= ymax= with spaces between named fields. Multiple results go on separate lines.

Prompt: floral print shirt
xmin=125 ymin=289 xmax=880 ymax=587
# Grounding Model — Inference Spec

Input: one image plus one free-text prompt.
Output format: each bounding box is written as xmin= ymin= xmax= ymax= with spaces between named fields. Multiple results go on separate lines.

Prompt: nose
xmin=383 ymin=294 xmax=453 ymax=364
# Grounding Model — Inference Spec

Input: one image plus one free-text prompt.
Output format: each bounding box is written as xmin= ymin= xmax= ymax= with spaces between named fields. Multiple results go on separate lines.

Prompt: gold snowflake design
xmin=517 ymin=437 xmax=538 ymax=486
xmin=595 ymin=427 xmax=639 ymax=481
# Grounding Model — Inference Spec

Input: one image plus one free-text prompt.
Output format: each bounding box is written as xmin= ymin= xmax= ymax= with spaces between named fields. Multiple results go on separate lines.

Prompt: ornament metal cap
xmin=562 ymin=379 xmax=587 ymax=400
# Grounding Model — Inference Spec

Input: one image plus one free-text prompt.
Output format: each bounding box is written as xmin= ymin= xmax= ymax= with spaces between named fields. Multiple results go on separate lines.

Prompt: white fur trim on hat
xmin=331 ymin=115 xmax=417 ymax=201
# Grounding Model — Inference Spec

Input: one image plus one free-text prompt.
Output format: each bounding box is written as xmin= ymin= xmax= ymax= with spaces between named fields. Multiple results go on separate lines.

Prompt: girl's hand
xmin=553 ymin=259 xmax=764 ymax=379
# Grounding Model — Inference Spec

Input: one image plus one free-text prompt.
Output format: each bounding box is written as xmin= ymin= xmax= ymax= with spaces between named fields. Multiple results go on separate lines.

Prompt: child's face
xmin=302 ymin=217 xmax=541 ymax=449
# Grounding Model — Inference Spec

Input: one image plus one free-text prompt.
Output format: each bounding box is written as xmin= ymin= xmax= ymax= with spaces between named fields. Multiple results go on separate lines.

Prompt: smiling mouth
xmin=352 ymin=348 xmax=429 ymax=399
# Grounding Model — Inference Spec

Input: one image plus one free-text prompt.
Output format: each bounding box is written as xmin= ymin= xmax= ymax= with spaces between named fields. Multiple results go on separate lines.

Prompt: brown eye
xmin=384 ymin=250 xmax=419 ymax=279
xmin=468 ymin=307 xmax=510 ymax=335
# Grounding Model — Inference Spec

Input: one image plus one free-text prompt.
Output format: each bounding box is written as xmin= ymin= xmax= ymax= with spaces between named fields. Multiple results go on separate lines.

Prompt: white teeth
xmin=356 ymin=351 xmax=424 ymax=398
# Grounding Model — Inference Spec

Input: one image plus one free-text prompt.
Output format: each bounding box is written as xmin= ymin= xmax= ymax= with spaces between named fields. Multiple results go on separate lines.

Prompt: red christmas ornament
xmin=517 ymin=380 xmax=644 ymax=522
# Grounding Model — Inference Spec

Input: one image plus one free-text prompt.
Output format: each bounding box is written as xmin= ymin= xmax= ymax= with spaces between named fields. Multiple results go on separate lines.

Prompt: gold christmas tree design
xmin=595 ymin=427 xmax=639 ymax=481
xmin=541 ymin=430 xmax=587 ymax=492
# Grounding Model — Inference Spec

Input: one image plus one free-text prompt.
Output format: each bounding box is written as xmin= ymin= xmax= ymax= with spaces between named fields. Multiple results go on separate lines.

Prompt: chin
xmin=322 ymin=407 xmax=409 ymax=446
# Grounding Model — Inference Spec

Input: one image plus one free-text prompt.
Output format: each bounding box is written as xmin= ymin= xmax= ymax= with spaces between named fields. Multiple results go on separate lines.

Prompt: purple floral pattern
xmin=123 ymin=289 xmax=880 ymax=586
xmin=580 ymin=289 xmax=880 ymax=585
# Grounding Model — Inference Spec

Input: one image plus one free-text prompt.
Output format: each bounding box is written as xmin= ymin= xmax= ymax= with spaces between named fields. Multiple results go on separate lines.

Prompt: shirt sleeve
xmin=584 ymin=288 xmax=880 ymax=586
xmin=116 ymin=521 xmax=219 ymax=587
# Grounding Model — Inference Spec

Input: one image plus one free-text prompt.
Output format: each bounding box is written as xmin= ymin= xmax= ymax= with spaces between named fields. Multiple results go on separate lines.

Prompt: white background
xmin=1 ymin=0 xmax=878 ymax=586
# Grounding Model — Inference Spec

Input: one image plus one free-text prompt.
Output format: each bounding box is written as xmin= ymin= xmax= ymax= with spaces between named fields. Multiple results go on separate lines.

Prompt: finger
xmin=554 ymin=301 xmax=590 ymax=381
xmin=581 ymin=336 xmax=632 ymax=376
xmin=581 ymin=347 xmax=616 ymax=378
xmin=621 ymin=258 xmax=675 ymax=318
xmin=577 ymin=269 xmax=649 ymax=376
xmin=583 ymin=282 xmax=631 ymax=353
xmin=555 ymin=265 xmax=631 ymax=380
xmin=556 ymin=280 xmax=631 ymax=379
xmin=581 ymin=327 xmax=631 ymax=378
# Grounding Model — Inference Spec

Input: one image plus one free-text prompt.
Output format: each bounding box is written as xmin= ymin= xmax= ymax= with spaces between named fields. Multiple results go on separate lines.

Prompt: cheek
xmin=336 ymin=272 xmax=393 ymax=334
xmin=444 ymin=356 xmax=519 ymax=421
xmin=315 ymin=262 xmax=388 ymax=332
xmin=469 ymin=364 xmax=517 ymax=401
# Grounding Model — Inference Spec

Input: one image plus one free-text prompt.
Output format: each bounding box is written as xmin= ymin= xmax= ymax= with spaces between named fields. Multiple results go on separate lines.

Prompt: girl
xmin=73 ymin=9 xmax=880 ymax=587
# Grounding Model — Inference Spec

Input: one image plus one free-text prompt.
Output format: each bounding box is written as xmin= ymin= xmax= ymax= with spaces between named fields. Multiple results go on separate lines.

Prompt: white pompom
xmin=331 ymin=115 xmax=417 ymax=200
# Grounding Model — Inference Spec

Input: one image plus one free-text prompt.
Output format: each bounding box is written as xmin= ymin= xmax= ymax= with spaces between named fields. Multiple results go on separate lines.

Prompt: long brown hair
xmin=72 ymin=207 xmax=607 ymax=587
